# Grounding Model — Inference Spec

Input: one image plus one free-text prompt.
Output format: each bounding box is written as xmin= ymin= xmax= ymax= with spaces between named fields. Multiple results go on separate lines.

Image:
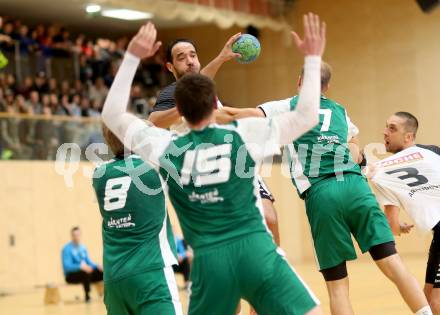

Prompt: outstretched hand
xmin=291 ymin=13 xmax=326 ymax=57
xmin=127 ymin=22 xmax=162 ymax=59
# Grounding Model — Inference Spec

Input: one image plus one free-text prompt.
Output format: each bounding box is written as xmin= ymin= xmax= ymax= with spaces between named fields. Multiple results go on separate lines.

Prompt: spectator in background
xmin=60 ymin=79 xmax=70 ymax=96
xmin=17 ymin=76 xmax=34 ymax=98
xmin=52 ymin=27 xmax=71 ymax=58
xmin=0 ymin=88 xmax=6 ymax=111
xmin=80 ymin=96 xmax=90 ymax=117
xmin=89 ymin=99 xmax=101 ymax=118
xmin=130 ymin=84 xmax=149 ymax=117
xmin=0 ymin=94 xmax=21 ymax=158
xmin=61 ymin=226 xmax=103 ymax=302
xmin=0 ymin=16 xmax=12 ymax=45
xmin=172 ymin=233 xmax=192 ymax=288
xmin=33 ymin=72 xmax=48 ymax=94
xmin=34 ymin=101 xmax=54 ymax=159
xmin=88 ymin=77 xmax=108 ymax=105
xmin=0 ymin=20 xmax=14 ymax=52
xmin=49 ymin=93 xmax=60 ymax=114
xmin=48 ymin=77 xmax=58 ymax=94
xmin=5 ymin=73 xmax=17 ymax=93
xmin=26 ymin=90 xmax=42 ymax=114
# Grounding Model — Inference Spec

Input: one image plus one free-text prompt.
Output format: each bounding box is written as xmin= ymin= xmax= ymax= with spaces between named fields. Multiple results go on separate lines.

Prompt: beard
xmin=176 ymin=66 xmax=199 ymax=79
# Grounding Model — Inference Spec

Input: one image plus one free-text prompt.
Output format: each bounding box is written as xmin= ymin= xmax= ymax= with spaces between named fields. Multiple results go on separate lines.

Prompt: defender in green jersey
xmin=92 ymin=126 xmax=182 ymax=315
xmin=101 ymin=16 xmax=326 ymax=315
xmin=222 ymin=63 xmax=431 ymax=314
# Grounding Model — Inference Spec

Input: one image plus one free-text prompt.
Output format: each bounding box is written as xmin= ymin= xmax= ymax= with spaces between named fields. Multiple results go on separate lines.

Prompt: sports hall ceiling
xmin=0 ymin=0 xmax=206 ymax=37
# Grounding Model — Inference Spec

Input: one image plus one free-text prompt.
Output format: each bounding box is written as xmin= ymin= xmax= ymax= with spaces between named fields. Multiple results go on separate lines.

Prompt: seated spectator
xmin=0 ymin=20 xmax=14 ymax=52
xmin=88 ymin=77 xmax=108 ymax=105
xmin=172 ymin=233 xmax=192 ymax=288
xmin=33 ymin=72 xmax=48 ymax=94
xmin=61 ymin=227 xmax=103 ymax=302
xmin=27 ymin=90 xmax=42 ymax=114
xmin=48 ymin=77 xmax=58 ymax=94
xmin=80 ymin=97 xmax=90 ymax=117
xmin=16 ymin=76 xmax=34 ymax=98
xmin=51 ymin=27 xmax=71 ymax=58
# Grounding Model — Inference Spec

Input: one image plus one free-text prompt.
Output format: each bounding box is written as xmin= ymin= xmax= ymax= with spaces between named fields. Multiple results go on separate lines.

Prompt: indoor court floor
xmin=0 ymin=255 xmax=427 ymax=315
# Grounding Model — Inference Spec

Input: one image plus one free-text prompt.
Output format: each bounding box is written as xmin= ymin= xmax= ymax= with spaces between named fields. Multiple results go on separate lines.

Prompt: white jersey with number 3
xmin=371 ymin=145 xmax=440 ymax=232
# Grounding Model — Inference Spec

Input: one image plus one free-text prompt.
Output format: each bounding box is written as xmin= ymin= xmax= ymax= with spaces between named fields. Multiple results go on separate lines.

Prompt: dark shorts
xmin=258 ymin=178 xmax=275 ymax=202
xmin=426 ymin=222 xmax=440 ymax=288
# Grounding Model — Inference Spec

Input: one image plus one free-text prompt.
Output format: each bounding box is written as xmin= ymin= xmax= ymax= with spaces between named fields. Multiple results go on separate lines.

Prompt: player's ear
xmin=165 ymin=62 xmax=174 ymax=73
xmin=297 ymin=76 xmax=302 ymax=88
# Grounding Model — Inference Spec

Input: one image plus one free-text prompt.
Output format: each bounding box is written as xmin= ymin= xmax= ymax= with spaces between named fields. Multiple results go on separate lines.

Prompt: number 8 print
xmin=104 ymin=176 xmax=132 ymax=211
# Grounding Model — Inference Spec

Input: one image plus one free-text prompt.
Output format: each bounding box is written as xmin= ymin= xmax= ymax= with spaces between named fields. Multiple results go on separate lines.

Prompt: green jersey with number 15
xmin=259 ymin=95 xmax=362 ymax=197
xmin=127 ymin=118 xmax=282 ymax=251
xmin=92 ymin=155 xmax=177 ymax=283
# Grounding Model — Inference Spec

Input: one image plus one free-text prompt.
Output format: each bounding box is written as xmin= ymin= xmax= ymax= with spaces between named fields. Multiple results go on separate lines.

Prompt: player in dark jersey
xmin=371 ymin=112 xmax=440 ymax=315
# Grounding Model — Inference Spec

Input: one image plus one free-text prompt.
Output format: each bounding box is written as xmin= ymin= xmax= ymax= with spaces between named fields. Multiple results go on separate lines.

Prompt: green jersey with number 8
xmin=259 ymin=95 xmax=362 ymax=197
xmin=92 ymin=155 xmax=177 ymax=283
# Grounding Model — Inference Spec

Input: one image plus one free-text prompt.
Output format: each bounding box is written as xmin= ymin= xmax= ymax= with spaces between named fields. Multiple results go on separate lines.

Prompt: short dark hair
xmin=174 ymin=74 xmax=216 ymax=125
xmin=166 ymin=38 xmax=197 ymax=63
xmin=395 ymin=111 xmax=419 ymax=136
xmin=71 ymin=226 xmax=80 ymax=233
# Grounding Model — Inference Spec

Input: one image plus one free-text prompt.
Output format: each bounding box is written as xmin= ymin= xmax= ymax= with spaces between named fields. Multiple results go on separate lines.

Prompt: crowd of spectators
xmin=0 ymin=16 xmax=166 ymax=160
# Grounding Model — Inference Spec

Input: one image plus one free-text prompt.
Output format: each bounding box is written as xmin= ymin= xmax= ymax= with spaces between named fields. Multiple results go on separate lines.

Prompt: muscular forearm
xmin=148 ymin=108 xmax=181 ymax=128
xmin=215 ymin=107 xmax=264 ymax=124
xmin=273 ymin=56 xmax=321 ymax=144
xmin=200 ymin=55 xmax=226 ymax=79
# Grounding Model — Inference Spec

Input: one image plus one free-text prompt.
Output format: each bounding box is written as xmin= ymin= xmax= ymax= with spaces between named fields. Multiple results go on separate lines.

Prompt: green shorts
xmin=188 ymin=232 xmax=319 ymax=315
xmin=104 ymin=266 xmax=182 ymax=315
xmin=305 ymin=173 xmax=395 ymax=271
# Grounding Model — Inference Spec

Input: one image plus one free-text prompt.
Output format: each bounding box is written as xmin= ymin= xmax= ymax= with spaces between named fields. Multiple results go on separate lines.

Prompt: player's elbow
xmin=148 ymin=112 xmax=170 ymax=128
xmin=148 ymin=112 xmax=160 ymax=125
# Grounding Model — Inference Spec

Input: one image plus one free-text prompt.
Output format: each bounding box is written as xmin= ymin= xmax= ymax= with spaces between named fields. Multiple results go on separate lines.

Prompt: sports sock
xmin=415 ymin=305 xmax=433 ymax=315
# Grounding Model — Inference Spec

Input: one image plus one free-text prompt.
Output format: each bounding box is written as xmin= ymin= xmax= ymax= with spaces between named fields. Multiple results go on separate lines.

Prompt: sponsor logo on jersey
xmin=379 ymin=152 xmax=423 ymax=168
xmin=107 ymin=214 xmax=135 ymax=229
xmin=409 ymin=184 xmax=440 ymax=197
xmin=189 ymin=189 xmax=224 ymax=204
xmin=317 ymin=135 xmax=340 ymax=144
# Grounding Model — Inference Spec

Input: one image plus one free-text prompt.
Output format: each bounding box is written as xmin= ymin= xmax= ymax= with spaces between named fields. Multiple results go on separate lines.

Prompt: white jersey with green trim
xmin=371 ymin=145 xmax=440 ymax=232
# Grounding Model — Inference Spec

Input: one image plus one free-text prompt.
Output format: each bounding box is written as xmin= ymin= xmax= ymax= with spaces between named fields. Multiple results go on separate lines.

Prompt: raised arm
xmin=102 ymin=23 xmax=172 ymax=164
xmin=271 ymin=13 xmax=325 ymax=144
xmin=200 ymin=33 xmax=242 ymax=79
